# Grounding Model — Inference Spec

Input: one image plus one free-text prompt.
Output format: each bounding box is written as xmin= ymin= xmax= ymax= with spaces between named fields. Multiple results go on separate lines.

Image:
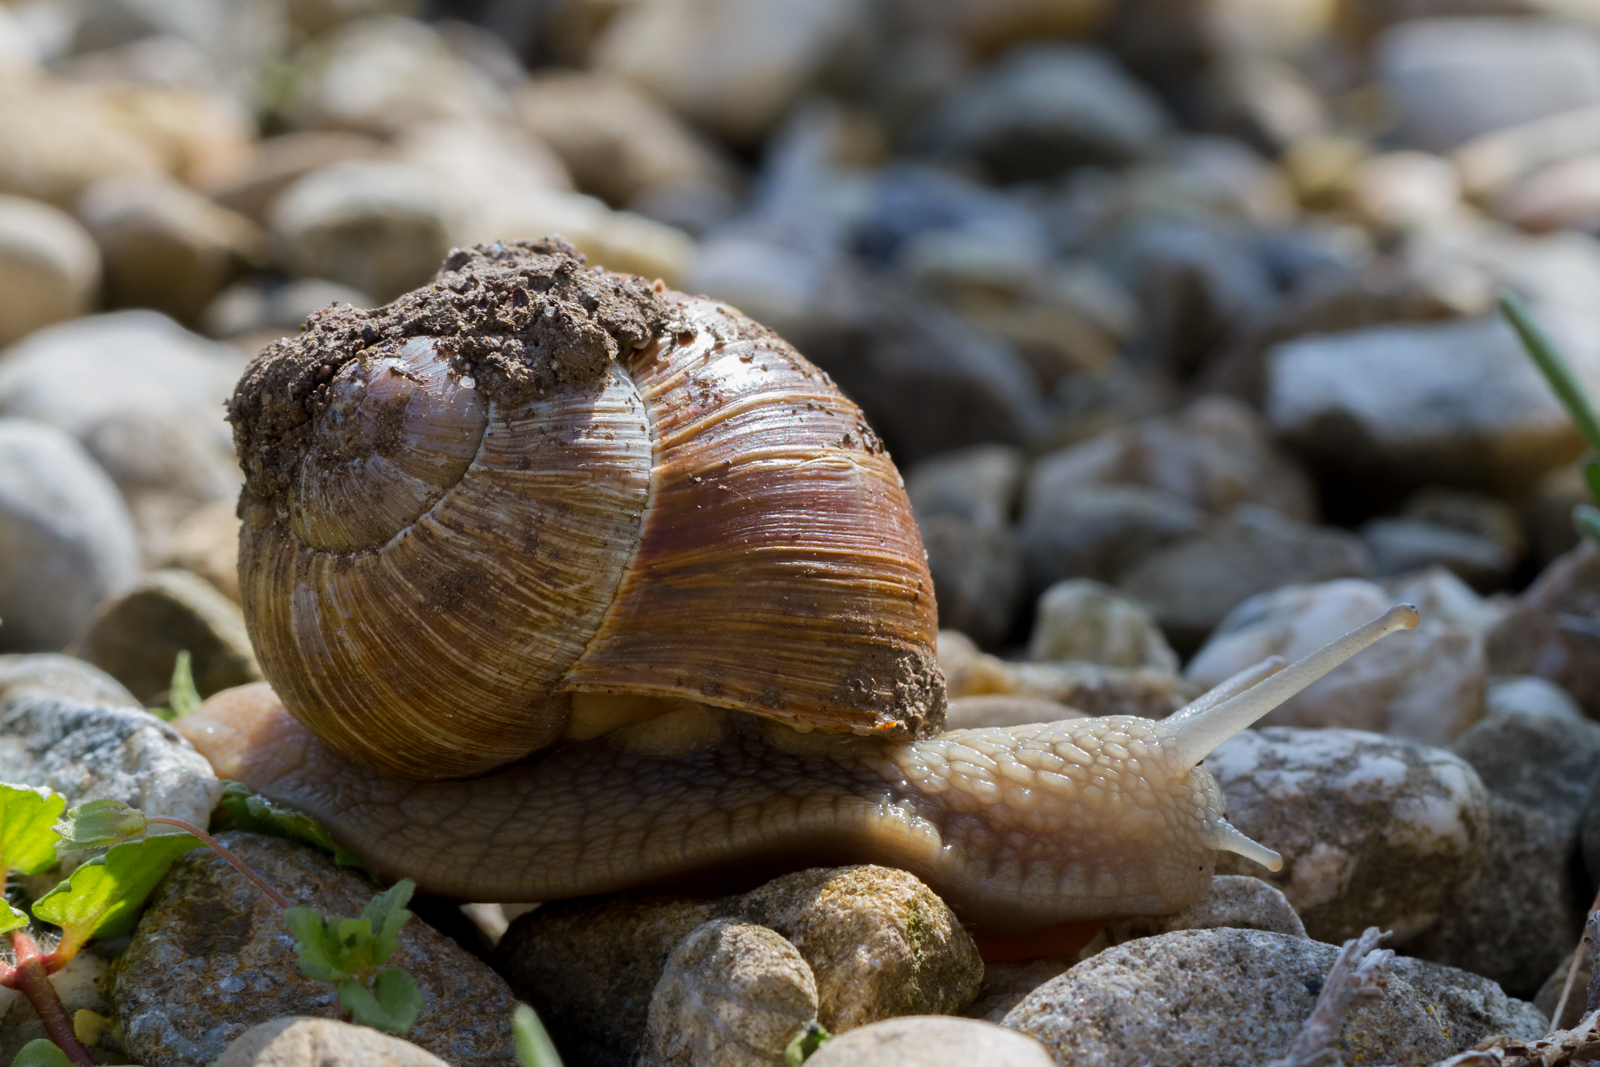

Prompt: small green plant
xmin=512 ymin=1003 xmax=565 ymax=1067
xmin=0 ymin=784 xmax=423 ymax=1066
xmin=1502 ymin=292 xmax=1600 ymax=548
xmin=146 ymin=651 xmax=201 ymax=723
xmin=784 ymin=1022 xmax=832 ymax=1065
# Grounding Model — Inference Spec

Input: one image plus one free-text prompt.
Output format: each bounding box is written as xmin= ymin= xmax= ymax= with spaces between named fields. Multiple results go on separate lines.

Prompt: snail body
xmin=191 ymin=241 xmax=1419 ymax=937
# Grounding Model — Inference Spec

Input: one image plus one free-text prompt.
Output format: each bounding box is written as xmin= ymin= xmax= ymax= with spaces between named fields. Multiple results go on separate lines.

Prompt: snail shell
xmin=229 ymin=241 xmax=942 ymax=780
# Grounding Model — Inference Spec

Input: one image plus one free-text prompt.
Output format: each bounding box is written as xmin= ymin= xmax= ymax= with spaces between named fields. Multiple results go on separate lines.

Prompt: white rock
xmin=1028 ymin=579 xmax=1177 ymax=670
xmin=0 ymin=194 xmax=99 ymax=347
xmin=0 ymin=419 xmax=139 ymax=651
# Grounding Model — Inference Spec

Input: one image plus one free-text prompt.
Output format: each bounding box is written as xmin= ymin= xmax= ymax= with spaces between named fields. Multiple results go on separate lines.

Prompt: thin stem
xmin=148 ymin=817 xmax=292 ymax=910
xmin=1501 ymin=291 xmax=1600 ymax=455
xmin=1550 ymin=882 xmax=1600 ymax=1034
xmin=11 ymin=931 xmax=94 ymax=1066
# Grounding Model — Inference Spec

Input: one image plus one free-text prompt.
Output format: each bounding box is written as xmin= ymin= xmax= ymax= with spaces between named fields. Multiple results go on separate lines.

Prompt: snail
xmin=180 ymin=240 xmax=1419 ymax=950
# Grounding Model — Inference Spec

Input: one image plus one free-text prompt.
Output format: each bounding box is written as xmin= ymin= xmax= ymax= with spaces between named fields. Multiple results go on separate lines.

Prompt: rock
xmin=1265 ymin=315 xmax=1588 ymax=494
xmin=1453 ymin=103 xmax=1600 ymax=204
xmin=0 ymin=419 xmax=139 ymax=651
xmin=1208 ymin=727 xmax=1490 ymax=944
xmin=493 ymin=865 xmax=982 ymax=1067
xmin=1019 ymin=486 xmax=1205 ymax=592
xmin=205 ymin=130 xmax=387 ymax=224
xmin=71 ymin=569 xmax=260 ymax=703
xmin=269 ymin=159 xmax=451 ymax=303
xmin=116 ymin=833 xmax=518 ymax=1067
xmin=1118 ymin=506 xmax=1373 ymax=651
xmin=1024 ymin=395 xmax=1317 ymax=525
xmin=1527 ymin=464 xmax=1587 ymax=570
xmin=1101 ymin=875 xmax=1309 ymax=946
xmin=591 ymin=0 xmax=867 ymax=145
xmin=213 ymin=1017 xmax=450 ymax=1067
xmin=1128 ymin=222 xmax=1279 ymax=376
xmin=78 ymin=173 xmax=265 ymax=325
xmin=644 ymin=919 xmax=819 ymax=1067
xmin=1534 ymin=947 xmax=1589 ymax=1031
xmin=920 ymin=516 xmax=1022 ymax=650
xmin=84 ymin=85 xmax=255 ymax=194
xmin=0 ymin=653 xmax=137 ymax=707
xmin=0 ymin=194 xmax=100 ymax=346
xmin=1361 ymin=517 xmax=1516 ymax=590
xmin=940 ymin=630 xmax=1191 ymax=718
xmin=1002 ymin=929 xmax=1546 ymax=1065
xmin=1498 ymin=152 xmax=1600 ymax=233
xmin=1383 ymin=566 xmax=1503 ymax=635
xmin=1377 ymin=17 xmax=1600 ymax=153
xmin=1405 ymin=486 xmax=1527 ymax=565
xmin=1487 ymin=541 xmax=1600 ymax=718
xmin=922 ymin=44 xmax=1168 ymax=180
xmin=1408 ymin=794 xmax=1582 ymax=998
xmin=283 ymin=16 xmax=509 ymax=137
xmin=0 ymin=311 xmax=246 ymax=563
xmin=391 ymin=117 xmax=573 ymax=243
xmin=201 ymin=277 xmax=373 ymax=343
xmin=1026 ymin=579 xmax=1178 ymax=670
xmin=1348 ymin=150 xmax=1464 ymax=233
xmin=808 ymin=1016 xmax=1054 ymax=1067
xmin=907 ymin=445 xmax=1024 ymax=532
xmin=1452 ymin=678 xmax=1600 ymax=829
xmin=0 ymin=79 xmax=165 ymax=209
xmin=896 ymin=0 xmax=1107 ymax=55
xmin=161 ymin=499 xmax=242 ymax=602
xmin=944 ymin=695 xmax=1085 ymax=730
xmin=0 ymin=689 xmax=220 ymax=832
xmin=514 ymin=70 xmax=734 ymax=210
xmin=1186 ymin=578 xmax=1485 ymax=744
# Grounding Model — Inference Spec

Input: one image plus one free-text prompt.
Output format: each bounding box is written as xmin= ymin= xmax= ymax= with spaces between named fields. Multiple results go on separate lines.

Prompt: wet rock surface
xmin=1003 ymin=929 xmax=1546 ymax=1066
xmin=116 ymin=833 xmax=517 ymax=1067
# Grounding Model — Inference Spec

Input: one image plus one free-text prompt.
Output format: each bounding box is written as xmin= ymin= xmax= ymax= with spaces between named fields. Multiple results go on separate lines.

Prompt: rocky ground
xmin=5 ymin=0 xmax=1600 ymax=1064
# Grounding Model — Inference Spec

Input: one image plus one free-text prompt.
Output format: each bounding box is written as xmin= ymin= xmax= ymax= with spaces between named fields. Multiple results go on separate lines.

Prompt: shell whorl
xmin=230 ymin=241 xmax=943 ymax=780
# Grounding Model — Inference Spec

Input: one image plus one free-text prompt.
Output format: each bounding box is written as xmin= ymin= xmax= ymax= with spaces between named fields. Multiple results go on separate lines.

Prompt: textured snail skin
xmin=231 ymin=244 xmax=940 ymax=781
xmin=179 ymin=605 xmax=1418 ymax=935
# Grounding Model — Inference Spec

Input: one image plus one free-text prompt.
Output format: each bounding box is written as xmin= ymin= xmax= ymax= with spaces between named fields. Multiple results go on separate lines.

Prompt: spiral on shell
xmin=229 ymin=241 xmax=944 ymax=780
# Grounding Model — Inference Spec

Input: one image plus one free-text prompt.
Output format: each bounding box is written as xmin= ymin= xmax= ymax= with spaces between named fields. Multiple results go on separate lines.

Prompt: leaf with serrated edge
xmin=0 ymin=783 xmax=65 ymax=876
xmin=54 ymin=798 xmax=149 ymax=851
xmin=338 ymin=969 xmax=423 ymax=1034
xmin=360 ymin=879 xmax=414 ymax=965
xmin=8 ymin=1039 xmax=73 ymax=1067
xmin=32 ymin=833 xmax=202 ymax=945
xmin=285 ymin=907 xmax=350 ymax=983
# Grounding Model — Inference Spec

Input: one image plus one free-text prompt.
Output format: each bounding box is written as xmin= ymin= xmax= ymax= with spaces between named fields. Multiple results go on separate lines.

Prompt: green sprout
xmin=1502 ymin=292 xmax=1600 ymax=548
xmin=513 ymin=1004 xmax=565 ymax=1067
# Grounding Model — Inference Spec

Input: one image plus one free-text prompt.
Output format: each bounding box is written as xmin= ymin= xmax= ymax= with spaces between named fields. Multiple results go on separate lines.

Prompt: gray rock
xmin=115 ymin=833 xmax=517 ymax=1067
xmin=1185 ymin=578 xmax=1485 ymax=746
xmin=943 ymin=695 xmax=1085 ymax=730
xmin=1002 ymin=929 xmax=1545 ymax=1065
xmin=0 ymin=193 xmax=99 ymax=347
xmin=1487 ymin=541 xmax=1600 ymax=718
xmin=160 ymin=499 xmax=242 ymax=604
xmin=906 ymin=445 xmax=1024 ymax=532
xmin=214 ymin=1017 xmax=450 ymax=1067
xmin=1265 ymin=315 xmax=1589 ymax=493
xmin=77 ymin=173 xmax=265 ymax=326
xmin=1130 ymin=223 xmax=1280 ymax=377
xmin=1534 ymin=947 xmax=1589 ymax=1031
xmin=208 ymin=130 xmax=387 ymax=226
xmin=200 ymin=277 xmax=373 ymax=341
xmin=1384 ymin=566 xmax=1504 ymax=635
xmin=920 ymin=516 xmax=1022 ymax=650
xmin=809 ymin=1016 xmax=1054 ymax=1067
xmin=1452 ymin=680 xmax=1600 ymax=829
xmin=1378 ymin=17 xmax=1600 ymax=152
xmin=1208 ymin=727 xmax=1491 ymax=945
xmin=270 ymin=160 xmax=452 ymax=303
xmin=1409 ymin=795 xmax=1582 ymax=999
xmin=1362 ymin=517 xmax=1516 ymax=591
xmin=1102 ymin=875 xmax=1308 ymax=946
xmin=1026 ymin=579 xmax=1177 ymax=671
xmin=924 ymin=44 xmax=1168 ymax=180
xmin=0 ymin=653 xmax=137 ymax=707
xmin=644 ymin=919 xmax=818 ymax=1067
xmin=940 ymin=630 xmax=1191 ymax=718
xmin=1405 ymin=486 xmax=1526 ymax=565
xmin=0 ymin=311 xmax=245 ymax=562
xmin=0 ymin=419 xmax=139 ymax=651
xmin=493 ymin=865 xmax=982 ymax=1067
xmin=1024 ymin=395 xmax=1317 ymax=524
xmin=0 ymin=689 xmax=220 ymax=833
xmin=1117 ymin=506 xmax=1373 ymax=651
xmin=1019 ymin=485 xmax=1205 ymax=592
xmin=71 ymin=568 xmax=261 ymax=704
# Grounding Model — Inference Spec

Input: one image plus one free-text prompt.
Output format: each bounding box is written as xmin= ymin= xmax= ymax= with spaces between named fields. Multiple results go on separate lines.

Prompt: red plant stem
xmin=11 ymin=931 xmax=94 ymax=1066
xmin=147 ymin=817 xmax=292 ymax=910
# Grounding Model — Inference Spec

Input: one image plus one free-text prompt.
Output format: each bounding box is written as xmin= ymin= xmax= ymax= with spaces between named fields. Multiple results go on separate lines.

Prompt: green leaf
xmin=512 ymin=1004 xmax=564 ymax=1067
xmin=0 ymin=782 xmax=66 ymax=875
xmin=1584 ymin=455 xmax=1600 ymax=507
xmin=284 ymin=906 xmax=352 ymax=982
xmin=8 ymin=1039 xmax=72 ymax=1067
xmin=359 ymin=879 xmax=414 ymax=966
xmin=32 ymin=832 xmax=202 ymax=942
xmin=286 ymin=879 xmax=415 ymax=986
xmin=784 ymin=1022 xmax=831 ymax=1066
xmin=338 ymin=969 xmax=424 ymax=1034
xmin=0 ymin=900 xmax=29 ymax=935
xmin=54 ymin=798 xmax=149 ymax=851
xmin=1502 ymin=292 xmax=1600 ymax=455
xmin=167 ymin=651 xmax=201 ymax=719
xmin=217 ymin=782 xmax=367 ymax=873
